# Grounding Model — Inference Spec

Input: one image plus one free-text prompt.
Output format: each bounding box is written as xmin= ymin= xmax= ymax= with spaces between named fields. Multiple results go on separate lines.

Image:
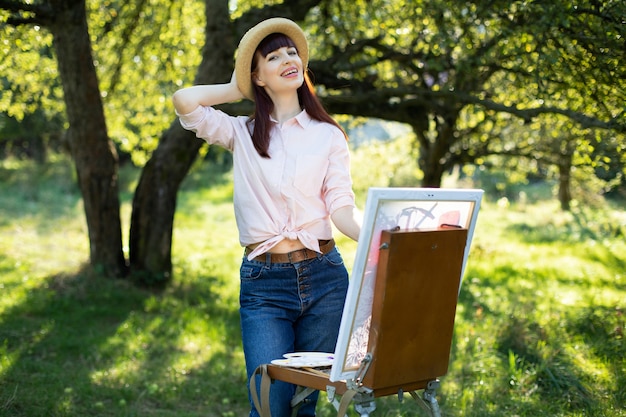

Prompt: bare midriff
xmin=246 ymin=238 xmax=306 ymax=254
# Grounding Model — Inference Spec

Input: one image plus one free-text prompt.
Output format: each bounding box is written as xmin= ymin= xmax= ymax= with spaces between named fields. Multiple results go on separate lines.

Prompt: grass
xmin=0 ymin=148 xmax=625 ymax=417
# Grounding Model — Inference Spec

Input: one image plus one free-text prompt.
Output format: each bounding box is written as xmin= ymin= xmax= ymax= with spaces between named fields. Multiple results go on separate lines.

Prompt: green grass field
xmin=1 ymin=150 xmax=624 ymax=417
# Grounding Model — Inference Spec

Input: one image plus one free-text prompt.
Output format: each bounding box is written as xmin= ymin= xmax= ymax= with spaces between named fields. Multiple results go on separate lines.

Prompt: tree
xmin=1 ymin=0 xmax=324 ymax=283
xmin=1 ymin=0 xmax=126 ymax=277
xmin=305 ymin=0 xmax=625 ymax=188
xmin=3 ymin=0 xmax=624 ymax=283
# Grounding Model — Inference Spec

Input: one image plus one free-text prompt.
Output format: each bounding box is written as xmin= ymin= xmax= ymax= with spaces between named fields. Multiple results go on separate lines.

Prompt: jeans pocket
xmin=322 ymin=248 xmax=344 ymax=267
xmin=240 ymin=262 xmax=265 ymax=281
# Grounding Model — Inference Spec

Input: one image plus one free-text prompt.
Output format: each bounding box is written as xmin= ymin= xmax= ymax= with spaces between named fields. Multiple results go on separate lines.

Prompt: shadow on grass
xmin=450 ymin=270 xmax=625 ymax=416
xmin=496 ymin=315 xmax=597 ymax=412
xmin=0 ymin=265 xmax=248 ymax=417
xmin=506 ymin=206 xmax=625 ymax=248
xmin=567 ymin=305 xmax=626 ymax=407
xmin=0 ymin=160 xmax=83 ymax=231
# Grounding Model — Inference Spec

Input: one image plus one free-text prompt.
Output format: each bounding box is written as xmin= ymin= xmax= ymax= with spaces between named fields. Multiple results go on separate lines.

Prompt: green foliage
xmin=1 ymin=148 xmax=625 ymax=416
xmin=87 ymin=0 xmax=206 ymax=165
xmin=229 ymin=0 xmax=283 ymax=18
xmin=1 ymin=0 xmax=211 ymax=166
xmin=2 ymin=0 xmax=625 ymax=200
xmin=0 ymin=19 xmax=63 ymax=121
xmin=349 ymin=130 xmax=421 ymax=201
xmin=307 ymin=0 xmax=625 ymax=190
xmin=0 ymin=12 xmax=65 ymax=158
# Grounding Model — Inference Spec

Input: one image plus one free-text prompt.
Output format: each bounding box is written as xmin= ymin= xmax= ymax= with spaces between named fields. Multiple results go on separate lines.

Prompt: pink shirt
xmin=177 ymin=105 xmax=355 ymax=259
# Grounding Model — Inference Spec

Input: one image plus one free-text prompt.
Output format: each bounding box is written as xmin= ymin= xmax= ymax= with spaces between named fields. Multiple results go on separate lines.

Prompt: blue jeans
xmin=240 ymin=247 xmax=349 ymax=417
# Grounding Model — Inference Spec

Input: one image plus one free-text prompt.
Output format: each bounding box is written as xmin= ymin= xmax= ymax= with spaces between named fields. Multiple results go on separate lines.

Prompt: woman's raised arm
xmin=172 ymin=71 xmax=245 ymax=115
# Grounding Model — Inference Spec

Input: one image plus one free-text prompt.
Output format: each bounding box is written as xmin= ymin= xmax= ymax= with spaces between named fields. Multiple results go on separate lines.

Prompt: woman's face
xmin=253 ymin=45 xmax=304 ymax=98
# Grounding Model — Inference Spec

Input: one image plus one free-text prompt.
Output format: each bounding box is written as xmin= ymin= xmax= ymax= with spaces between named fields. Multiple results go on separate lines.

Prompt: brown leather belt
xmin=245 ymin=239 xmax=335 ymax=264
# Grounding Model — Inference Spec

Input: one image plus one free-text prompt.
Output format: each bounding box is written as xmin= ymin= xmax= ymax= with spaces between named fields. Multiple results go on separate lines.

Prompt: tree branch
xmin=235 ymin=0 xmax=322 ymax=36
xmin=317 ymin=77 xmax=625 ymax=134
xmin=572 ymin=4 xmax=625 ymax=26
xmin=458 ymin=93 xmax=626 ymax=132
xmin=0 ymin=0 xmax=54 ymax=26
xmin=0 ymin=0 xmax=37 ymax=13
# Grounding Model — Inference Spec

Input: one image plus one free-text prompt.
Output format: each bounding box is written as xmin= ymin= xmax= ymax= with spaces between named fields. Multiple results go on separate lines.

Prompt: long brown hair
xmin=246 ymin=33 xmax=347 ymax=158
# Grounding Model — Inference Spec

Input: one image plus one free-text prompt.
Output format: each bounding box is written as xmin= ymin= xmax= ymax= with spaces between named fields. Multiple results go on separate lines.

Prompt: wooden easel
xmin=251 ymin=227 xmax=468 ymax=417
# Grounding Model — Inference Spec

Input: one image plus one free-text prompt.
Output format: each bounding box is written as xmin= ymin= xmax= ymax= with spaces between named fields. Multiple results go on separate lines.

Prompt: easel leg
xmin=353 ymin=392 xmax=376 ymax=416
xmin=290 ymin=386 xmax=317 ymax=416
xmin=409 ymin=380 xmax=442 ymax=417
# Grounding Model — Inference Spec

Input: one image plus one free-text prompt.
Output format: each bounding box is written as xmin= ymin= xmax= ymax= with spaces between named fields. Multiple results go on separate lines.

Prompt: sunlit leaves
xmin=228 ymin=0 xmax=283 ymax=18
xmin=86 ymin=0 xmax=205 ymax=164
xmin=0 ymin=20 xmax=62 ymax=122
xmin=2 ymin=0 xmax=624 ymax=190
xmin=2 ymin=0 xmax=210 ymax=164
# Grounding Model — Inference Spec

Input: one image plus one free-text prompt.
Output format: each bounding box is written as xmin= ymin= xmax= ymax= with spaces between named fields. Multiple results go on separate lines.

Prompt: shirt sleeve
xmin=176 ymin=105 xmax=238 ymax=151
xmin=323 ymin=127 xmax=356 ymax=214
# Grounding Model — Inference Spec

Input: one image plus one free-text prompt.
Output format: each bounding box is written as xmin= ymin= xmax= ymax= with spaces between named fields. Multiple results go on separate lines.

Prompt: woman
xmin=172 ymin=18 xmax=360 ymax=417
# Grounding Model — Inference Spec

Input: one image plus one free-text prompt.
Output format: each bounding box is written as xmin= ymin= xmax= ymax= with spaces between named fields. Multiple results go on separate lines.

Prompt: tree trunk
xmin=129 ymin=123 xmax=202 ymax=284
xmin=49 ymin=0 xmax=126 ymax=277
xmin=128 ymin=0 xmax=234 ymax=284
xmin=558 ymin=152 xmax=572 ymax=211
xmin=415 ymin=114 xmax=457 ymax=188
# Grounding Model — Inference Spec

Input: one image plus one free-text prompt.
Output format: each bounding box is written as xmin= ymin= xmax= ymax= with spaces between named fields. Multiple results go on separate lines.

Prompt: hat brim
xmin=235 ymin=18 xmax=309 ymax=101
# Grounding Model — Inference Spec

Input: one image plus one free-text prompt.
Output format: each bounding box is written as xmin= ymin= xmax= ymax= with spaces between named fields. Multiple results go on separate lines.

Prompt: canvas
xmin=329 ymin=187 xmax=484 ymax=382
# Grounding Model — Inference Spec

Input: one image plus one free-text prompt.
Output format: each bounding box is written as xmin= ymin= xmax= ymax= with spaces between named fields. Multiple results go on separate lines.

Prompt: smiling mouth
xmin=282 ymin=68 xmax=298 ymax=77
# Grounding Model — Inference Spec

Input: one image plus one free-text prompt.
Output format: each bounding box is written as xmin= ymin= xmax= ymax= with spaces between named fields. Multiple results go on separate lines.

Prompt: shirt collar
xmin=294 ymin=109 xmax=312 ymax=128
xmin=269 ymin=109 xmax=311 ymax=128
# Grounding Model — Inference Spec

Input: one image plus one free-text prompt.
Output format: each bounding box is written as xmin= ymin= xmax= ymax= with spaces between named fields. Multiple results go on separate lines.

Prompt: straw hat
xmin=235 ymin=17 xmax=309 ymax=101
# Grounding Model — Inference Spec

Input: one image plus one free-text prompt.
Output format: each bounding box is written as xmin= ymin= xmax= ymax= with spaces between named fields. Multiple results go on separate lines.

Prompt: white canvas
xmin=329 ymin=187 xmax=484 ymax=382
